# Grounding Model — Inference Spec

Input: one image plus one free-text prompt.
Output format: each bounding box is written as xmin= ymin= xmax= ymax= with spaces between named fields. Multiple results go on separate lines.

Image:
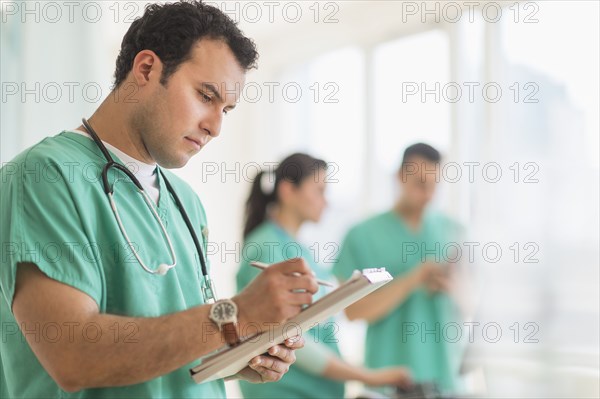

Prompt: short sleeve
xmin=332 ymin=228 xmax=367 ymax=282
xmin=0 ymin=157 xmax=103 ymax=311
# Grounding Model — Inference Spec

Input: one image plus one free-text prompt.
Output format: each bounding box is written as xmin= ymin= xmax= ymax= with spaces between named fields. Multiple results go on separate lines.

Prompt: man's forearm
xmin=345 ymin=270 xmax=421 ymax=323
xmin=61 ymin=305 xmax=224 ymax=390
xmin=26 ymin=304 xmax=223 ymax=391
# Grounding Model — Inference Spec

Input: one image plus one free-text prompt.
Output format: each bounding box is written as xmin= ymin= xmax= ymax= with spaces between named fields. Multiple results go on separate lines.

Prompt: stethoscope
xmin=81 ymin=118 xmax=217 ymax=302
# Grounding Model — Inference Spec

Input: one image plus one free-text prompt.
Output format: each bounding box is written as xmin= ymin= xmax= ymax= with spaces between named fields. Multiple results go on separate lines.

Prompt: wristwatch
xmin=208 ymin=299 xmax=241 ymax=347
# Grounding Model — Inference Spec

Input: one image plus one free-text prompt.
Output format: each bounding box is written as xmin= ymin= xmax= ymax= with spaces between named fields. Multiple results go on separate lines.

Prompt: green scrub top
xmin=333 ymin=210 xmax=464 ymax=394
xmin=0 ymin=132 xmax=225 ymax=398
xmin=236 ymin=221 xmax=344 ymax=399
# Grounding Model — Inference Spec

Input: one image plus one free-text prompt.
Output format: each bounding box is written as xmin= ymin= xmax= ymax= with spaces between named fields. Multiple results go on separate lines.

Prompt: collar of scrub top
xmin=81 ymin=118 xmax=217 ymax=302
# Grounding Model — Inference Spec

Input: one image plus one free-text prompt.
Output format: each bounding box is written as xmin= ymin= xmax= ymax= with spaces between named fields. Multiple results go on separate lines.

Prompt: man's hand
xmin=229 ymin=336 xmax=304 ymax=383
xmin=411 ymin=261 xmax=450 ymax=294
xmin=422 ymin=263 xmax=454 ymax=294
xmin=233 ymin=258 xmax=318 ymax=333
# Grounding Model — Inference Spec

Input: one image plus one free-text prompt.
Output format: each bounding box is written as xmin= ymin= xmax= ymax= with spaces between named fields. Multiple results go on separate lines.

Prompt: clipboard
xmin=189 ymin=268 xmax=393 ymax=384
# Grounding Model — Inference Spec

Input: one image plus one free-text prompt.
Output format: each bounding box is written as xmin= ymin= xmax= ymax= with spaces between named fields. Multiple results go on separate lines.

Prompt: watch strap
xmin=222 ymin=322 xmax=240 ymax=347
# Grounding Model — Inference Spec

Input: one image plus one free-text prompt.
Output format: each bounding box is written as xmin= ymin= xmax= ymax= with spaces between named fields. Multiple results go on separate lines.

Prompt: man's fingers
xmin=248 ymin=365 xmax=282 ymax=382
xmin=284 ymin=336 xmax=304 ymax=349
xmin=272 ymin=257 xmax=311 ymax=275
xmin=258 ymin=355 xmax=288 ymax=373
xmin=273 ymin=260 xmax=318 ymax=295
xmin=246 ymin=354 xmax=291 ymax=383
xmin=285 ymin=275 xmax=319 ymax=295
xmin=244 ymin=342 xmax=302 ymax=383
xmin=267 ymin=344 xmax=296 ymax=364
xmin=287 ymin=292 xmax=313 ymax=306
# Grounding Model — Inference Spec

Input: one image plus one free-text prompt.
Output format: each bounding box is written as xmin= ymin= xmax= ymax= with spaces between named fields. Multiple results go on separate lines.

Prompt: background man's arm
xmin=344 ymin=262 xmax=440 ymax=322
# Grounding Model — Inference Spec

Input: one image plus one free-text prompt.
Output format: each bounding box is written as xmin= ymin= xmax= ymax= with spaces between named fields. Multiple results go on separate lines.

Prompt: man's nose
xmin=200 ymin=109 xmax=223 ymax=138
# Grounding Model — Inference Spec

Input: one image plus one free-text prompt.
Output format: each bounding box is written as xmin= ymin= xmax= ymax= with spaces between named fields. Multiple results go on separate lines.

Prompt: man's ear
xmin=131 ymin=50 xmax=162 ymax=86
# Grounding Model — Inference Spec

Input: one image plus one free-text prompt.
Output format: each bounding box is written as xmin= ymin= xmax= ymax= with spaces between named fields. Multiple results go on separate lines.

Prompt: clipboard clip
xmin=360 ymin=267 xmax=392 ymax=283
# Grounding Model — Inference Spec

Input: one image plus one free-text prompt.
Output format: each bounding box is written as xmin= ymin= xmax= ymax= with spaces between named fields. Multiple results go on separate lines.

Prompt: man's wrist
xmin=409 ymin=265 xmax=426 ymax=287
xmin=208 ymin=299 xmax=241 ymax=346
xmin=231 ymin=296 xmax=252 ymax=336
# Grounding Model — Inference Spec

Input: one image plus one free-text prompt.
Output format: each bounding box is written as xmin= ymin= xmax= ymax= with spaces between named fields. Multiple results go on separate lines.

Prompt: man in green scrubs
xmin=0 ymin=2 xmax=317 ymax=398
xmin=333 ymin=143 xmax=465 ymax=394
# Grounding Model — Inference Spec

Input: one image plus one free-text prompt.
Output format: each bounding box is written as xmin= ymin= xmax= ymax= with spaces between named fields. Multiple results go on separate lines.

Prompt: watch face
xmin=213 ymin=301 xmax=236 ymax=321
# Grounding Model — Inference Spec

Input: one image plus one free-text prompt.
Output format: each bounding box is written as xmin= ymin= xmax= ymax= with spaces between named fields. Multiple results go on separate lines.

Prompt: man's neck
xmin=78 ymin=91 xmax=155 ymax=165
xmin=394 ymin=199 xmax=424 ymax=226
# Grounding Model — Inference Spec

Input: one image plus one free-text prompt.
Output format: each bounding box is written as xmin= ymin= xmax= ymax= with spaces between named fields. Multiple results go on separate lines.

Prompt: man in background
xmin=334 ymin=143 xmax=466 ymax=394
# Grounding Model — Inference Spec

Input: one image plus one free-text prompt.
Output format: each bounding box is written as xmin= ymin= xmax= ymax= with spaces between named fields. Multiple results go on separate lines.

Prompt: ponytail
xmin=243 ymin=153 xmax=327 ymax=238
xmin=243 ymin=171 xmax=275 ymax=238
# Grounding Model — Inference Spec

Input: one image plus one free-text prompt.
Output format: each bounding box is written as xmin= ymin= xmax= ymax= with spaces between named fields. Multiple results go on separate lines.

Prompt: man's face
xmin=398 ymin=156 xmax=439 ymax=209
xmin=132 ymin=39 xmax=246 ymax=168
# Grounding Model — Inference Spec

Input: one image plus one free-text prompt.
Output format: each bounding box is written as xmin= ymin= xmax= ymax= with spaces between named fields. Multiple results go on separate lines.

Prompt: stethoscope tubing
xmin=80 ymin=118 xmax=210 ymax=280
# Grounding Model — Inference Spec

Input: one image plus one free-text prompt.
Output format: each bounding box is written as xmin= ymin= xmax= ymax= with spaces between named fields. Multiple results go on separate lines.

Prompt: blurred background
xmin=2 ymin=1 xmax=599 ymax=397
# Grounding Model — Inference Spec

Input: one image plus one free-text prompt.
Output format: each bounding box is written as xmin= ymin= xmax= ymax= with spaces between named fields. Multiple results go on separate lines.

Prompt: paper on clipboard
xmin=189 ymin=268 xmax=393 ymax=384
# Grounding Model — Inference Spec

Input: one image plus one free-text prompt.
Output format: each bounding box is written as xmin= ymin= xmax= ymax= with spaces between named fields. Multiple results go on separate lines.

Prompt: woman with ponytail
xmin=236 ymin=153 xmax=413 ymax=399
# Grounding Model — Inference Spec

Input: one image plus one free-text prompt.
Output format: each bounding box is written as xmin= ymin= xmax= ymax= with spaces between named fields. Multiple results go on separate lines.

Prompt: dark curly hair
xmin=113 ymin=0 xmax=258 ymax=88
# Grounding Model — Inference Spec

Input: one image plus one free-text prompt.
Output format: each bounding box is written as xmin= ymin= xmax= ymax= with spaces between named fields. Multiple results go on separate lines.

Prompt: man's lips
xmin=185 ymin=136 xmax=204 ymax=150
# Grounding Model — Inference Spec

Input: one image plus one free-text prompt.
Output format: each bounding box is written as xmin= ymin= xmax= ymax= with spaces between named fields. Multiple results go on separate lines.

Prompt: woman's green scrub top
xmin=235 ymin=221 xmax=344 ymax=399
xmin=0 ymin=132 xmax=225 ymax=398
xmin=333 ymin=210 xmax=464 ymax=394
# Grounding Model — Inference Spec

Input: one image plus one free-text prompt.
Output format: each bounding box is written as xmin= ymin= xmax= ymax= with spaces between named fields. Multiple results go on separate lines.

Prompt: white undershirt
xmin=68 ymin=129 xmax=160 ymax=204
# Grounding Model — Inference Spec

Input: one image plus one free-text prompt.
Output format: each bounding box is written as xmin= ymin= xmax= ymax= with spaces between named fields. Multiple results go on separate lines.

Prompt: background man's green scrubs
xmin=333 ymin=210 xmax=464 ymax=393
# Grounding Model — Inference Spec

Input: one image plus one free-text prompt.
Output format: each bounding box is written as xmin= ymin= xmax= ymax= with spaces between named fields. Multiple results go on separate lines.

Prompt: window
xmin=371 ymin=29 xmax=452 ymax=212
xmin=279 ymin=47 xmax=366 ymax=245
xmin=470 ymin=2 xmax=600 ymax=395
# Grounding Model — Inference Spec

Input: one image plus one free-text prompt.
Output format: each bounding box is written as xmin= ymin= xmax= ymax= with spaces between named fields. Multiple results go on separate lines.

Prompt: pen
xmin=250 ymin=261 xmax=334 ymax=287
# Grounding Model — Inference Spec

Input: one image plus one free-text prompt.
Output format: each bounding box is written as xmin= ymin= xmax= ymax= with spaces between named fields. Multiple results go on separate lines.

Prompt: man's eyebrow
xmin=200 ymin=82 xmax=223 ymax=102
xmin=200 ymin=82 xmax=237 ymax=110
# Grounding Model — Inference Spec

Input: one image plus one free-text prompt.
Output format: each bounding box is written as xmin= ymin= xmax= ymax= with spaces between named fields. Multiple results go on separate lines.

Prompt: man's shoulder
xmin=5 ymin=132 xmax=82 ymax=165
xmin=1 ymin=132 xmax=96 ymax=185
